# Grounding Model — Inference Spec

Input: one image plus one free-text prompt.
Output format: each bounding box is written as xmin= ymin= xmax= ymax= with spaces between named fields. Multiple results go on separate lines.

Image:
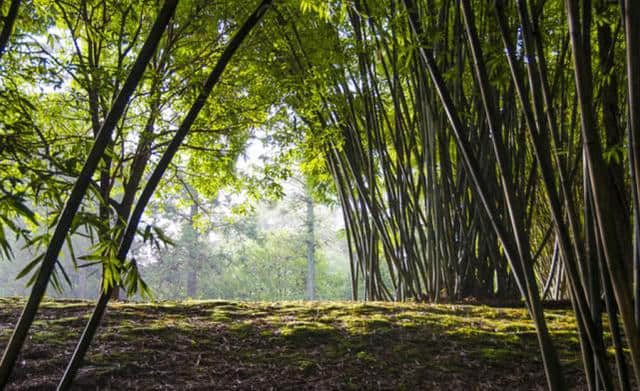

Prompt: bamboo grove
xmin=265 ymin=0 xmax=640 ymax=389
xmin=0 ymin=0 xmax=639 ymax=389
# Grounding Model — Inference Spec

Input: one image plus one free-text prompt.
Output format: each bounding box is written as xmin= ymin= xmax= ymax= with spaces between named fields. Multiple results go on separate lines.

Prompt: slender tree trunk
xmin=565 ymin=0 xmax=640 ymax=383
xmin=186 ymin=200 xmax=199 ymax=298
xmin=0 ymin=0 xmax=20 ymax=61
xmin=305 ymin=180 xmax=316 ymax=301
xmin=623 ymin=0 xmax=640 ymax=328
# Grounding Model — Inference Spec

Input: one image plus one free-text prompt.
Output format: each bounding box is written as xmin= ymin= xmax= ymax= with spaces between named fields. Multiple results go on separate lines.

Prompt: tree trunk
xmin=305 ymin=180 xmax=316 ymax=301
xmin=0 ymin=0 xmax=20 ymax=61
xmin=186 ymin=200 xmax=199 ymax=299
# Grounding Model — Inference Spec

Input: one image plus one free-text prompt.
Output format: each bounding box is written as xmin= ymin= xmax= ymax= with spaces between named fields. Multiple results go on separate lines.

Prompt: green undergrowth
xmin=0 ymin=297 xmax=589 ymax=390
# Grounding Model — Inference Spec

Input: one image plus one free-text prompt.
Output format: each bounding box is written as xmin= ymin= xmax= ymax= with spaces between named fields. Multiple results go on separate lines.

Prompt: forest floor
xmin=0 ymin=297 xmax=588 ymax=390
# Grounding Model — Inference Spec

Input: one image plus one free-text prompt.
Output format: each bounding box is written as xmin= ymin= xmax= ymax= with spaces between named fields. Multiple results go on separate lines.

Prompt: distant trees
xmin=141 ymin=181 xmax=350 ymax=302
xmin=304 ymin=179 xmax=317 ymax=300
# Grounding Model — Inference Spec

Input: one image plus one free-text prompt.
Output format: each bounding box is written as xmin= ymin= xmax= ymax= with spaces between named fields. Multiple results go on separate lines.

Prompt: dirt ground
xmin=0 ymin=297 xmax=587 ymax=390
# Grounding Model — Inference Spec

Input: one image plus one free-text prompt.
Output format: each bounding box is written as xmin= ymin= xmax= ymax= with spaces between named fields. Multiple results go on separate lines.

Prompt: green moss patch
xmin=0 ymin=298 xmax=589 ymax=390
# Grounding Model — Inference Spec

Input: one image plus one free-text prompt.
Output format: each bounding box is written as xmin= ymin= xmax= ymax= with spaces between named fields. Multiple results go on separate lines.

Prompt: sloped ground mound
xmin=0 ymin=298 xmax=585 ymax=390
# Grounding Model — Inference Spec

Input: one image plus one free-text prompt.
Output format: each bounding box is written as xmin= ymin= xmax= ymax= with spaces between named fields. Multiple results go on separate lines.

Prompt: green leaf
xmin=56 ymin=259 xmax=73 ymax=289
xmin=77 ymin=260 xmax=102 ymax=268
xmin=151 ymin=226 xmax=176 ymax=247
xmin=16 ymin=253 xmax=45 ymax=280
xmin=8 ymin=196 xmax=38 ymax=225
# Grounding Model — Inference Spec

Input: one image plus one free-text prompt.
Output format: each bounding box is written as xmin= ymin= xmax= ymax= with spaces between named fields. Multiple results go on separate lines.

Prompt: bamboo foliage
xmin=0 ymin=1 xmax=180 ymax=384
xmin=0 ymin=0 xmax=273 ymax=388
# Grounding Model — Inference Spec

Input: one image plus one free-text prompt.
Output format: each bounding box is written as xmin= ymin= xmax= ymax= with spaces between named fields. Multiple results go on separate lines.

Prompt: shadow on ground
xmin=0 ymin=298 xmax=586 ymax=390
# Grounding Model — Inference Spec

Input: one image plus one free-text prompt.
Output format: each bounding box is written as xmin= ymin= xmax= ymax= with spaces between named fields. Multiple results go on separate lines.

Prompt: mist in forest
xmin=0 ymin=183 xmax=352 ymax=302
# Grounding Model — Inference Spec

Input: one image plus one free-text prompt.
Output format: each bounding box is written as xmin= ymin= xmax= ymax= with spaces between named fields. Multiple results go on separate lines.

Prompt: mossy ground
xmin=0 ymin=297 xmax=587 ymax=390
